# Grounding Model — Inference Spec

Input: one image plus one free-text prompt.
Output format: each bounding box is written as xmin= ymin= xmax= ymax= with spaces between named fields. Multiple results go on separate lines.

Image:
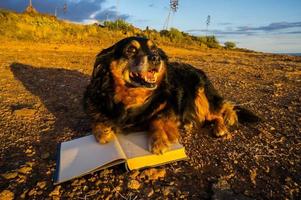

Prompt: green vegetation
xmin=224 ymin=41 xmax=236 ymax=49
xmin=0 ymin=9 xmax=221 ymax=49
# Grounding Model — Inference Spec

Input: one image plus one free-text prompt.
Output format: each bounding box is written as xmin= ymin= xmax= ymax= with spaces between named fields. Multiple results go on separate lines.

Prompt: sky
xmin=1 ymin=0 xmax=301 ymax=53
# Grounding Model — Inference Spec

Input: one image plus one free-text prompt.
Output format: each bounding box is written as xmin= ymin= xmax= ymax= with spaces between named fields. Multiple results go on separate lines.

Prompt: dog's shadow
xmin=10 ymin=63 xmax=91 ymax=138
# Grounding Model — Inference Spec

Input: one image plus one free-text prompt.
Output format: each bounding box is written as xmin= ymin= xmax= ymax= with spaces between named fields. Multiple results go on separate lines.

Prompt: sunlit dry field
xmin=0 ymin=39 xmax=300 ymax=199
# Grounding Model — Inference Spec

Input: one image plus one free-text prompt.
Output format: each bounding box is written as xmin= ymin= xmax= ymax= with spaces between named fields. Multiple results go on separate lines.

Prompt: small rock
xmin=1 ymin=172 xmax=18 ymax=179
xmin=0 ymin=190 xmax=14 ymax=200
xmin=140 ymin=168 xmax=166 ymax=181
xmin=20 ymin=189 xmax=28 ymax=199
xmin=250 ymin=169 xmax=257 ymax=185
xmin=28 ymin=188 xmax=37 ymax=196
xmin=25 ymin=149 xmax=33 ymax=154
xmin=18 ymin=166 xmax=32 ymax=174
xmin=102 ymin=187 xmax=110 ymax=193
xmin=162 ymin=186 xmax=172 ymax=196
xmin=88 ymin=176 xmax=96 ymax=182
xmin=49 ymin=186 xmax=61 ymax=197
xmin=100 ymin=169 xmax=112 ymax=176
xmin=25 ymin=162 xmax=34 ymax=167
xmin=129 ymin=170 xmax=140 ymax=179
xmin=112 ymin=186 xmax=121 ymax=192
xmin=95 ymin=180 xmax=102 ymax=186
xmin=146 ymin=188 xmax=154 ymax=197
xmin=128 ymin=180 xmax=140 ymax=190
xmin=37 ymin=181 xmax=47 ymax=189
xmin=83 ymin=185 xmax=89 ymax=191
xmin=17 ymin=174 xmax=27 ymax=183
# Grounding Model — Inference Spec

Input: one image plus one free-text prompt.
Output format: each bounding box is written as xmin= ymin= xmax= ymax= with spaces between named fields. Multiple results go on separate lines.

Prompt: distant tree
xmin=224 ymin=41 xmax=236 ymax=49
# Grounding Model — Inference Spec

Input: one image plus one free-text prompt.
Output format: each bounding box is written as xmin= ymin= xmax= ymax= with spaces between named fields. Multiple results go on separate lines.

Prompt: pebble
xmin=1 ymin=172 xmax=18 ymax=179
xmin=20 ymin=189 xmax=28 ymax=199
xmin=250 ymin=169 xmax=257 ymax=185
xmin=0 ymin=190 xmax=14 ymax=200
xmin=140 ymin=168 xmax=166 ymax=181
xmin=18 ymin=166 xmax=32 ymax=174
xmin=146 ymin=188 xmax=154 ymax=197
xmin=83 ymin=185 xmax=89 ymax=191
xmin=49 ymin=186 xmax=61 ymax=197
xmin=128 ymin=180 xmax=140 ymax=190
xmin=28 ymin=188 xmax=37 ymax=196
xmin=163 ymin=186 xmax=172 ymax=196
xmin=129 ymin=170 xmax=140 ymax=179
xmin=37 ymin=181 xmax=47 ymax=189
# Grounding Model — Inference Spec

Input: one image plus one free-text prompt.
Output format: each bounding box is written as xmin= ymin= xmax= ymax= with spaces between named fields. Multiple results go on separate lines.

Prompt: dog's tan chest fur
xmin=114 ymin=85 xmax=152 ymax=108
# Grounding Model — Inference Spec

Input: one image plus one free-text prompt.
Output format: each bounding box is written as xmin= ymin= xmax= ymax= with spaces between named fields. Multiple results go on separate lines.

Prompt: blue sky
xmin=1 ymin=0 xmax=301 ymax=53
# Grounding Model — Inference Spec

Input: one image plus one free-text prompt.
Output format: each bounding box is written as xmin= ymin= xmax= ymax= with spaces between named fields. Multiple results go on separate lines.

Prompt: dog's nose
xmin=148 ymin=54 xmax=161 ymax=65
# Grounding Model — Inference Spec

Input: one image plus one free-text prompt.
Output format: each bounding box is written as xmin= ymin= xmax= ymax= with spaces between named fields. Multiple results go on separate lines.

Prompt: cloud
xmin=0 ymin=0 xmax=129 ymax=23
xmin=218 ymin=22 xmax=232 ymax=26
xmin=187 ymin=21 xmax=301 ymax=36
xmin=237 ymin=22 xmax=301 ymax=32
xmin=186 ymin=29 xmax=255 ymax=36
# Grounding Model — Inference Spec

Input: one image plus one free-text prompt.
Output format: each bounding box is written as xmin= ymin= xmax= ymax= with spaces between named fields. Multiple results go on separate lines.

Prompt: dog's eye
xmin=126 ymin=46 xmax=137 ymax=55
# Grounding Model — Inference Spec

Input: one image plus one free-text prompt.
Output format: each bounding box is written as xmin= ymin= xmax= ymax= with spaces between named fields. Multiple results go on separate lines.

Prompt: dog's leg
xmin=194 ymin=88 xmax=238 ymax=137
xmin=149 ymin=114 xmax=180 ymax=154
xmin=220 ymin=101 xmax=238 ymax=127
xmin=92 ymin=121 xmax=115 ymax=144
xmin=84 ymin=97 xmax=116 ymax=143
xmin=206 ymin=115 xmax=228 ymax=137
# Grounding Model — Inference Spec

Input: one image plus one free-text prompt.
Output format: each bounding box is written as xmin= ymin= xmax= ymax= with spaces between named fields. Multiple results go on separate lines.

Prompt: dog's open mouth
xmin=128 ymin=70 xmax=158 ymax=89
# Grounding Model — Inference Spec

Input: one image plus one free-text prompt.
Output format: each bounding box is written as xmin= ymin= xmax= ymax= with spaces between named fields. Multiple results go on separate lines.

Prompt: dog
xmin=83 ymin=37 xmax=260 ymax=154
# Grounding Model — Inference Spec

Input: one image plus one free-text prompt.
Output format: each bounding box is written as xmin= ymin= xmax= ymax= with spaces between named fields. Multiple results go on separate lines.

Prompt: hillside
xmin=0 ymin=8 xmax=221 ymax=49
xmin=0 ymin=9 xmax=300 ymax=200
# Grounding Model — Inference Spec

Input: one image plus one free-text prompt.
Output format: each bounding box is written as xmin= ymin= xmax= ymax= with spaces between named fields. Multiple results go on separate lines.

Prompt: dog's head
xmin=93 ymin=37 xmax=168 ymax=90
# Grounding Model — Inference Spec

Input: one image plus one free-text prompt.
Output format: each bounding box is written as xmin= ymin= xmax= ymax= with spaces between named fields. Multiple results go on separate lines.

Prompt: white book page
xmin=57 ymin=134 xmax=126 ymax=183
xmin=116 ymin=132 xmax=183 ymax=159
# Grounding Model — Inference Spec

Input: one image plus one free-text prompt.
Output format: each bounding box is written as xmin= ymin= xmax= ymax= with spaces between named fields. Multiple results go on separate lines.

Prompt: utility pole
xmin=54 ymin=2 xmax=67 ymax=17
xmin=206 ymin=15 xmax=211 ymax=36
xmin=25 ymin=0 xmax=37 ymax=13
xmin=163 ymin=0 xmax=179 ymax=30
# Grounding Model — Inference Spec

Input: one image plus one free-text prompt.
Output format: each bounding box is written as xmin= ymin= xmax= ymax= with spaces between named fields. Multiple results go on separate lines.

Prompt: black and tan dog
xmin=83 ymin=37 xmax=259 ymax=154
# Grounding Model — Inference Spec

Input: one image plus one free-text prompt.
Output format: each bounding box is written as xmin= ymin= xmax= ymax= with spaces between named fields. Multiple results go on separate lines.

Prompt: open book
xmin=54 ymin=132 xmax=187 ymax=184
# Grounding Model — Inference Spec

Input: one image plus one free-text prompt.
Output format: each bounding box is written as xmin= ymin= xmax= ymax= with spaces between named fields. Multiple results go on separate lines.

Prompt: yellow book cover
xmin=54 ymin=132 xmax=187 ymax=184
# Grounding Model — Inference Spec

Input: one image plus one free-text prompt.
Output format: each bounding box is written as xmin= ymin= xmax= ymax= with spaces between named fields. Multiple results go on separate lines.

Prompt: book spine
xmin=53 ymin=143 xmax=62 ymax=184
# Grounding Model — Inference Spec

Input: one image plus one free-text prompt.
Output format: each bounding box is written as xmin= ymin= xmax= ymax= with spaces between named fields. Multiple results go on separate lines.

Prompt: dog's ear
xmin=158 ymin=48 xmax=168 ymax=62
xmin=92 ymin=45 xmax=116 ymax=78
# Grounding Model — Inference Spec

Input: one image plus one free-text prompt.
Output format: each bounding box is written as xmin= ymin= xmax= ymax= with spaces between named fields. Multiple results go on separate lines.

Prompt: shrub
xmin=103 ymin=19 xmax=135 ymax=32
xmin=224 ymin=41 xmax=236 ymax=49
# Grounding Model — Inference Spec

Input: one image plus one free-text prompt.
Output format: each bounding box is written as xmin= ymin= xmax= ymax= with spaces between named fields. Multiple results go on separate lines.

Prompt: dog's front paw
xmin=151 ymin=134 xmax=170 ymax=155
xmin=213 ymin=125 xmax=228 ymax=137
xmin=92 ymin=123 xmax=115 ymax=144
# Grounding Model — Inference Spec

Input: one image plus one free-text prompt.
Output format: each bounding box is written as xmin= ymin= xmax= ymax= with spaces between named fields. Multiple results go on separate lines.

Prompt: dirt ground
xmin=0 ymin=40 xmax=300 ymax=199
